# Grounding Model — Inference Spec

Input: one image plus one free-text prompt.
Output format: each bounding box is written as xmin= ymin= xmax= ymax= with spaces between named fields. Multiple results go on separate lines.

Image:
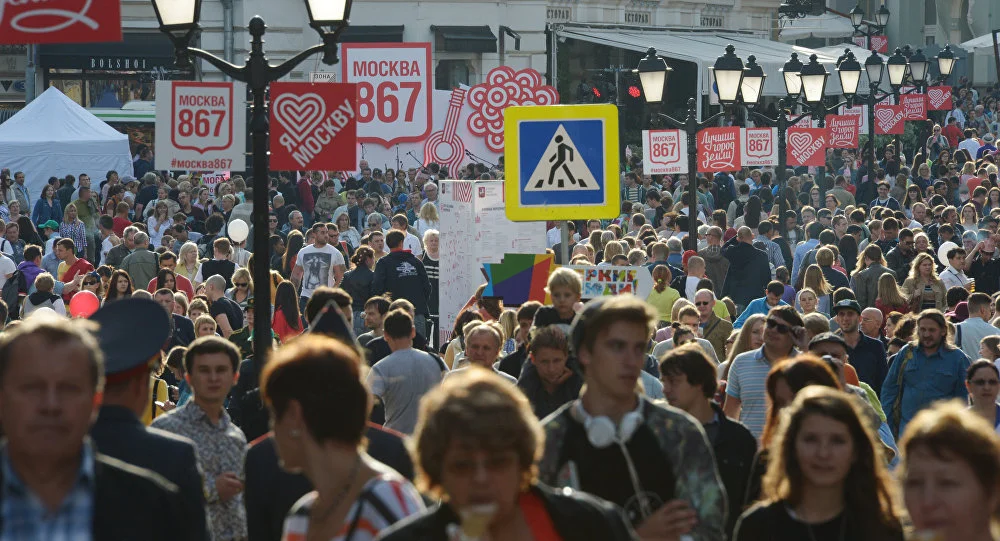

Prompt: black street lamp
xmin=849 ymin=2 xmax=890 ymax=51
xmin=636 ymin=46 xmax=741 ymax=242
xmin=151 ymin=0 xmax=352 ymax=363
xmin=862 ymin=45 xmax=955 ymax=178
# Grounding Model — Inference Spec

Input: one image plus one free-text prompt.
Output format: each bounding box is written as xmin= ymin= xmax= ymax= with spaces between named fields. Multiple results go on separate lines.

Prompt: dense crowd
xmin=5 ymin=84 xmax=1000 ymax=541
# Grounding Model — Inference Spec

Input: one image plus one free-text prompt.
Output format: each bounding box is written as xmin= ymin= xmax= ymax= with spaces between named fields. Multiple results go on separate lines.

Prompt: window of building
xmin=924 ymin=0 xmax=936 ymax=25
xmin=435 ymin=59 xmax=473 ymax=90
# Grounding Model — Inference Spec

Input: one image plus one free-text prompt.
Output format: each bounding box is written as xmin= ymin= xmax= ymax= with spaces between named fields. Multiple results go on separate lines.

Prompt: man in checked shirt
xmin=153 ymin=336 xmax=248 ymax=541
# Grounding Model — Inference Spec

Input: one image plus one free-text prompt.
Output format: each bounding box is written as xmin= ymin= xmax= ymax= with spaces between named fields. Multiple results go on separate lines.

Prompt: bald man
xmin=860 ymin=307 xmax=884 ymax=340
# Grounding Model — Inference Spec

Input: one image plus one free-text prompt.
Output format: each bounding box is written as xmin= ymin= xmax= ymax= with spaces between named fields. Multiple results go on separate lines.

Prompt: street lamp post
xmin=862 ymin=46 xmax=955 ymax=176
xmin=636 ymin=48 xmax=729 ymax=242
xmin=849 ymin=2 xmax=890 ymax=51
xmin=151 ymin=0 xmax=352 ymax=363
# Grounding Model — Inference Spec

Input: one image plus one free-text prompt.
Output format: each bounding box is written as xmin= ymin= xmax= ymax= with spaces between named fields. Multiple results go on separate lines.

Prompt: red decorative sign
xmin=852 ymin=35 xmax=888 ymax=54
xmin=874 ymin=104 xmax=906 ymax=134
xmin=926 ymin=86 xmax=953 ymax=110
xmin=826 ymin=115 xmax=859 ymax=149
xmin=466 ymin=66 xmax=558 ymax=154
xmin=786 ymin=128 xmax=828 ymax=167
xmin=697 ymin=127 xmax=740 ymax=173
xmin=900 ymin=93 xmax=927 ymax=121
xmin=0 ymin=0 xmax=121 ymax=44
xmin=269 ymin=82 xmax=358 ymax=171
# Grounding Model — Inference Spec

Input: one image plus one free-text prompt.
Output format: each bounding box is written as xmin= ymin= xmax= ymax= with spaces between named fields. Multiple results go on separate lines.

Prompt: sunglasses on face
xmin=766 ymin=318 xmax=793 ymax=334
xmin=83 ymin=281 xmax=97 ymax=286
xmin=234 ymin=282 xmax=248 ymax=288
xmin=695 ymin=301 xmax=710 ymax=307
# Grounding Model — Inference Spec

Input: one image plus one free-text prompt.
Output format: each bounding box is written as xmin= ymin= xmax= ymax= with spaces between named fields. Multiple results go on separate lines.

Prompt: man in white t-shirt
xmin=0 ymin=250 xmax=15 ymax=290
xmin=98 ymin=215 xmax=117 ymax=267
xmin=390 ymin=214 xmax=422 ymax=257
xmin=292 ymin=223 xmax=346 ymax=307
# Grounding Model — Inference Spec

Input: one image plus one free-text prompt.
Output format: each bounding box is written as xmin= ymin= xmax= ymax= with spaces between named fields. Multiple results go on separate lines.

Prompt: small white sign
xmin=309 ymin=71 xmax=338 ymax=83
xmin=642 ymin=129 xmax=687 ymax=175
xmin=741 ymin=127 xmax=778 ymax=167
xmin=155 ymin=81 xmax=247 ymax=171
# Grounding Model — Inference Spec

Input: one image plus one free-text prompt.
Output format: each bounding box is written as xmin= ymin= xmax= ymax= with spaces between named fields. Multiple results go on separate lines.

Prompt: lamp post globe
xmin=151 ymin=0 xmax=200 ymax=30
xmin=635 ymin=47 xmax=670 ymax=104
xmin=936 ymin=45 xmax=956 ymax=79
xmin=781 ymin=52 xmax=804 ymax=99
xmin=865 ymin=50 xmax=884 ymax=87
xmin=908 ymin=48 xmax=929 ymax=86
xmin=849 ymin=3 xmax=864 ymax=29
xmin=799 ymin=54 xmax=830 ymax=105
xmin=709 ymin=44 xmax=745 ymax=106
xmin=886 ymin=48 xmax=908 ymax=88
xmin=836 ymin=51 xmax=862 ymax=99
xmin=876 ymin=4 xmax=890 ymax=28
xmin=741 ymin=55 xmax=766 ymax=106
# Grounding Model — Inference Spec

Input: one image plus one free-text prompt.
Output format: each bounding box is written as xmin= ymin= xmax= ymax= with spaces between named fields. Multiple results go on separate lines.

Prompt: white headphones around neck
xmin=572 ymin=400 xmax=644 ymax=449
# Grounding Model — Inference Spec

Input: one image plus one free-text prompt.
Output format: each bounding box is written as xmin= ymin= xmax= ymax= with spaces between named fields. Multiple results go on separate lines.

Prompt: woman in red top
xmin=271 ymin=280 xmax=302 ymax=343
xmin=112 ymin=201 xmax=132 ymax=238
xmin=875 ymin=272 xmax=911 ymax=318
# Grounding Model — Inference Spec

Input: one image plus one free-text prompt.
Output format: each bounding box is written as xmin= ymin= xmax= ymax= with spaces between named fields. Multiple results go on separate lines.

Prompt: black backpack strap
xmin=343 ymin=481 xmax=402 ymax=541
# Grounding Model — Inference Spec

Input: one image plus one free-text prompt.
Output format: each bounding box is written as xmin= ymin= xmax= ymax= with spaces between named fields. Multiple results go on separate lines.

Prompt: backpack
xmin=732 ymin=198 xmax=746 ymax=220
xmin=2 ymin=270 xmax=27 ymax=321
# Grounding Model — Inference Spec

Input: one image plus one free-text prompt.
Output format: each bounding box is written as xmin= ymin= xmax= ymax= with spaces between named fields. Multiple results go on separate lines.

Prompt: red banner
xmin=852 ymin=35 xmax=888 ymax=54
xmin=0 ymin=0 xmax=121 ymax=44
xmin=269 ymin=82 xmax=358 ymax=171
xmin=926 ymin=86 xmax=953 ymax=110
xmin=697 ymin=127 xmax=740 ymax=173
xmin=901 ymin=93 xmax=927 ymax=121
xmin=874 ymin=104 xmax=906 ymax=134
xmin=826 ymin=115 xmax=859 ymax=148
xmin=787 ymin=128 xmax=828 ymax=167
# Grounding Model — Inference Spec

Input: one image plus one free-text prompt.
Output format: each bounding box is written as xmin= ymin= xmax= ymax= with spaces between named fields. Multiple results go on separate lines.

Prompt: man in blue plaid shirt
xmin=0 ymin=316 xmax=186 ymax=540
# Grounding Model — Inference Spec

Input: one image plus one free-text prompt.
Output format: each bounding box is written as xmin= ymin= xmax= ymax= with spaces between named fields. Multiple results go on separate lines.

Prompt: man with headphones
xmin=537 ymin=296 xmax=726 ymax=541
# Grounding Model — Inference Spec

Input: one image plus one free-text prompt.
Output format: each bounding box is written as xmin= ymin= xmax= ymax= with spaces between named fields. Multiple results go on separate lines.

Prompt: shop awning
xmin=778 ymin=13 xmax=855 ymax=41
xmin=554 ymin=25 xmax=869 ymax=99
xmin=340 ymin=25 xmax=405 ymax=43
xmin=39 ymin=33 xmax=176 ymax=70
xmin=431 ymin=25 xmax=497 ymax=53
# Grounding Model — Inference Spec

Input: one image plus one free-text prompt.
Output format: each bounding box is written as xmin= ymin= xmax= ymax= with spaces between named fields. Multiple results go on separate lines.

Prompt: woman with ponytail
xmin=647 ymin=264 xmax=680 ymax=327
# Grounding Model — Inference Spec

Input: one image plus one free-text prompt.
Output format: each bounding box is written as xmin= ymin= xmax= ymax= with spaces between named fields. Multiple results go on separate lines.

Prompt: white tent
xmin=960 ymin=33 xmax=997 ymax=52
xmin=0 ymin=87 xmax=133 ymax=205
xmin=778 ymin=13 xmax=855 ymax=41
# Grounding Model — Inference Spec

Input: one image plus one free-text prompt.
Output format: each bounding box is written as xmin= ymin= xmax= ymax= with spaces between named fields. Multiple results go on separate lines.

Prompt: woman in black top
xmin=340 ymin=245 xmax=375 ymax=336
xmin=735 ymin=386 xmax=903 ymax=541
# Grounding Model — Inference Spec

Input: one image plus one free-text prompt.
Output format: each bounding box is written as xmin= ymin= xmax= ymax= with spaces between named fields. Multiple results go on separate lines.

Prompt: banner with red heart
xmin=269 ymin=82 xmax=358 ymax=170
xmin=926 ymin=86 xmax=953 ymax=111
xmin=874 ymin=104 xmax=905 ymax=134
xmin=826 ymin=115 xmax=859 ymax=148
xmin=901 ymin=93 xmax=927 ymax=121
xmin=786 ymin=128 xmax=828 ymax=167
xmin=697 ymin=127 xmax=741 ymax=173
xmin=852 ymin=35 xmax=888 ymax=53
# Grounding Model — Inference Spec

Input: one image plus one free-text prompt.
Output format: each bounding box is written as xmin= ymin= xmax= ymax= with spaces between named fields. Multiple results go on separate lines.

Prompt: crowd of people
xmin=6 ymin=84 xmax=1000 ymax=541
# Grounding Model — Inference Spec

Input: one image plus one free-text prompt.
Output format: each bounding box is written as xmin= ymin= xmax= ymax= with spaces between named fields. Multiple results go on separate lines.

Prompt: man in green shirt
xmin=71 ymin=186 xmax=101 ymax=263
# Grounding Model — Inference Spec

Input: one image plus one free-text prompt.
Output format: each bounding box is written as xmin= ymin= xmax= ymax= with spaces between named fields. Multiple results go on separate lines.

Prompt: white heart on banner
xmin=870 ymin=36 xmax=888 ymax=51
xmin=788 ymin=132 xmax=815 ymax=156
xmin=875 ymin=108 xmax=902 ymax=131
xmin=927 ymin=88 xmax=948 ymax=109
xmin=273 ymin=93 xmax=327 ymax=143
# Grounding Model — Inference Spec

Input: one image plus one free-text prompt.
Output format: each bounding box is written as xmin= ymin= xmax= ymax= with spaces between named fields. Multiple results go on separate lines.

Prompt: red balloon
xmin=69 ymin=291 xmax=101 ymax=318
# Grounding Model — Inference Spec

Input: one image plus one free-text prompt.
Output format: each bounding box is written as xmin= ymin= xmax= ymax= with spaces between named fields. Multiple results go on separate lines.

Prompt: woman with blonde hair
xmin=876 ymin=273 xmax=911 ymax=318
xmin=225 ymin=267 xmax=253 ymax=310
xmin=720 ymin=314 xmax=766 ymax=381
xmin=960 ymin=203 xmax=979 ymax=229
xmin=802 ymin=265 xmax=832 ymax=315
xmin=147 ymin=200 xmax=172 ymax=247
xmin=647 ymin=264 xmax=680 ymax=327
xmin=415 ymin=201 xmax=439 ymax=238
xmin=795 ymin=288 xmax=820 ymax=316
xmin=899 ymin=401 xmax=1000 ymax=541
xmin=735 ymin=386 xmax=904 ymax=540
xmin=599 ymin=240 xmax=624 ymax=266
xmin=902 ymin=252 xmax=947 ymax=311
xmin=175 ymin=241 xmax=201 ymax=283
xmin=497 ymin=309 xmax=518 ymax=355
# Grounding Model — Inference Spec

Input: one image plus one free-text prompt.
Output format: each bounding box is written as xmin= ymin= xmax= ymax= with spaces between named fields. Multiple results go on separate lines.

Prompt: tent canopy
xmin=960 ymin=33 xmax=998 ymax=52
xmin=0 ymin=87 xmax=133 ymax=206
xmin=778 ymin=13 xmax=855 ymax=41
xmin=554 ymin=24 xmax=867 ymax=104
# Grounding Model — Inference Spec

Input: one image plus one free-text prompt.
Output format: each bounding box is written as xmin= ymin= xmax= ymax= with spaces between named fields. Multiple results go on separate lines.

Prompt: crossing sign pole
xmin=504 ymin=104 xmax=620 ymax=223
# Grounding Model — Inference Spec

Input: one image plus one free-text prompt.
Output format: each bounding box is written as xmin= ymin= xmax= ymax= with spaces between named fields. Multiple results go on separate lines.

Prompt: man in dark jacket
xmin=372 ymin=230 xmax=432 ymax=334
xmin=516 ymin=326 xmax=582 ymax=419
xmin=89 ymin=298 xmax=209 ymax=540
xmin=886 ymin=228 xmax=917 ymax=285
xmin=1 ymin=310 xmax=187 ymax=540
xmin=722 ymin=226 xmax=771 ymax=311
xmin=659 ymin=343 xmax=756 ymax=538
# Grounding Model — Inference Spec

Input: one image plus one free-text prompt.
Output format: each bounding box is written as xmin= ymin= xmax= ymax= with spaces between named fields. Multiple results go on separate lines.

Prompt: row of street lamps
xmin=634 ymin=41 xmax=956 ymax=240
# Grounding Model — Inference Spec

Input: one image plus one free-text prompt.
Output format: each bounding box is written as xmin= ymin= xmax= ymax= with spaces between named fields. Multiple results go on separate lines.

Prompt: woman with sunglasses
xmin=80 ymin=271 xmax=103 ymax=299
xmin=225 ymin=268 xmax=253 ymax=311
xmin=965 ymin=360 xmax=1000 ymax=433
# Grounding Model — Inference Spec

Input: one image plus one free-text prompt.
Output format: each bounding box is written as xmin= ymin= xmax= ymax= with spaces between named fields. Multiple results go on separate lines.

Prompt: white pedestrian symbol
xmin=525 ymin=124 xmax=599 ymax=192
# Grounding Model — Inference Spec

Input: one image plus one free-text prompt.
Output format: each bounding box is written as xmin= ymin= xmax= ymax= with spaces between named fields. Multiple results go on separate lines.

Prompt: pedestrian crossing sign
xmin=504 ymin=104 xmax=620 ymax=221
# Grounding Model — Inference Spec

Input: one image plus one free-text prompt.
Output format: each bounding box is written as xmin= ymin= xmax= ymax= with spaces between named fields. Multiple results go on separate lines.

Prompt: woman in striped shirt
xmin=262 ymin=335 xmax=424 ymax=541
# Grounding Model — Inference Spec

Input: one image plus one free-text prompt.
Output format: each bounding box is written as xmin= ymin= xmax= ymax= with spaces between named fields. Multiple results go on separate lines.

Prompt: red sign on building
xmin=0 ymin=0 xmax=122 ymax=44
xmin=269 ymin=82 xmax=359 ymax=171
